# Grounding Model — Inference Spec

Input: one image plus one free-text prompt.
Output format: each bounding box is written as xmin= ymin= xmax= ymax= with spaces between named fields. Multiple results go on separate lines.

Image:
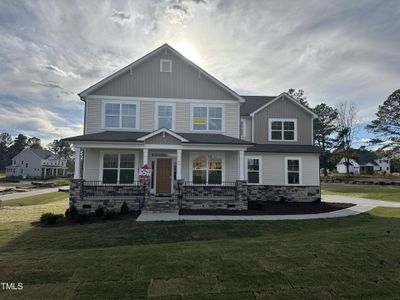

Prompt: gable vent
xmin=160 ymin=59 xmax=172 ymax=72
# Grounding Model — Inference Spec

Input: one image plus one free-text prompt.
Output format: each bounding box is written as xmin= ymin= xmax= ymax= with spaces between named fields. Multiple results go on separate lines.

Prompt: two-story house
xmin=65 ymin=44 xmax=320 ymax=212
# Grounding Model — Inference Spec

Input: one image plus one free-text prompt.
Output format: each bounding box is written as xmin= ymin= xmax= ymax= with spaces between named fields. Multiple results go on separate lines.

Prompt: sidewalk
xmin=0 ymin=186 xmax=69 ymax=201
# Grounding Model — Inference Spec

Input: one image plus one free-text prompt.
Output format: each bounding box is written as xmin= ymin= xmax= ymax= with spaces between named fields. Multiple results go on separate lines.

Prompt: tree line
xmin=288 ymin=88 xmax=400 ymax=175
xmin=0 ymin=133 xmax=74 ymax=171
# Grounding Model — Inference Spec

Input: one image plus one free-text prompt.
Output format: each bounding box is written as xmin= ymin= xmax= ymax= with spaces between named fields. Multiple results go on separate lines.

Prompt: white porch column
xmin=74 ymin=147 xmax=81 ymax=179
xmin=176 ymin=149 xmax=182 ymax=180
xmin=143 ymin=149 xmax=149 ymax=166
xmin=239 ymin=150 xmax=245 ymax=180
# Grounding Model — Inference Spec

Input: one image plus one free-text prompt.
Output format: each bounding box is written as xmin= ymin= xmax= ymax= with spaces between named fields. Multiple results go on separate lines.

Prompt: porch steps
xmin=142 ymin=196 xmax=179 ymax=212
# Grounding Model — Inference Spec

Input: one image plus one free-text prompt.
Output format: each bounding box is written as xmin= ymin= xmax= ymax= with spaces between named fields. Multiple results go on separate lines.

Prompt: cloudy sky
xmin=0 ymin=0 xmax=399 ymax=147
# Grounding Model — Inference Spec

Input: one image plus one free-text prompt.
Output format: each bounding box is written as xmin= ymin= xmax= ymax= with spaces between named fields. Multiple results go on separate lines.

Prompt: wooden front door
xmin=156 ymin=158 xmax=172 ymax=194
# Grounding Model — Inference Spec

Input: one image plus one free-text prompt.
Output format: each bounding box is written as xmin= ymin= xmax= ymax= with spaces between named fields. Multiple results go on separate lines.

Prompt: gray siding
xmin=145 ymin=133 xmax=181 ymax=145
xmin=11 ymin=149 xmax=42 ymax=178
xmin=245 ymin=153 xmax=319 ymax=186
xmin=253 ymin=95 xmax=313 ymax=145
xmin=83 ymin=149 xmax=100 ymax=180
xmin=91 ymin=50 xmax=236 ymax=100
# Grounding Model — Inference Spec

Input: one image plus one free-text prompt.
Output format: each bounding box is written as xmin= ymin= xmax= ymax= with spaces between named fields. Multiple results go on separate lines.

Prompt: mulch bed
xmin=179 ymin=202 xmax=355 ymax=216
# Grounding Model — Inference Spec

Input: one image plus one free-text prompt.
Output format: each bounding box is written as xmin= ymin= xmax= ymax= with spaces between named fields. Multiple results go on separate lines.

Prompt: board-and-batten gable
xmin=252 ymin=94 xmax=314 ymax=145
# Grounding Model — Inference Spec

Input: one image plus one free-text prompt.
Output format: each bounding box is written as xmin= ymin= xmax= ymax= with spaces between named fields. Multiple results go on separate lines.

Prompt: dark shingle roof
xmin=246 ymin=144 xmax=322 ymax=153
xmin=240 ymin=96 xmax=276 ymax=116
xmin=356 ymin=153 xmax=379 ymax=166
xmin=30 ymin=148 xmax=54 ymax=159
xmin=64 ymin=131 xmax=252 ymax=145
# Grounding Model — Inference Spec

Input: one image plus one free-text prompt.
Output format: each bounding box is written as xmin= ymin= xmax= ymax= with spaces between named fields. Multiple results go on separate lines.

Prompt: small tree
xmin=287 ymin=88 xmax=310 ymax=107
xmin=27 ymin=137 xmax=42 ymax=149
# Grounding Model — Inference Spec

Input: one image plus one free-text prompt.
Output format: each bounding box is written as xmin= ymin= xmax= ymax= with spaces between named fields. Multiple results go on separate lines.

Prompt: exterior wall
xmin=253 ymin=95 xmax=313 ymax=145
xmin=245 ymin=152 xmax=320 ymax=186
xmin=83 ymin=149 xmax=101 ymax=180
xmin=247 ymin=185 xmax=320 ymax=203
xmin=85 ymin=98 xmax=239 ymax=138
xmin=91 ymin=49 xmax=237 ymax=100
xmin=10 ymin=149 xmax=42 ymax=178
xmin=336 ymin=158 xmax=359 ymax=174
xmin=240 ymin=116 xmax=252 ymax=142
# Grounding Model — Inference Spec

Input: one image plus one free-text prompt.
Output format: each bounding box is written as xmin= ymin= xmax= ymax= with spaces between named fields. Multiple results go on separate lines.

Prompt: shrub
xmin=65 ymin=208 xmax=70 ymax=218
xmin=103 ymin=210 xmax=117 ymax=220
xmin=120 ymin=202 xmax=129 ymax=215
xmin=40 ymin=213 xmax=63 ymax=225
xmin=68 ymin=205 xmax=78 ymax=219
xmin=75 ymin=212 xmax=89 ymax=223
xmin=94 ymin=206 xmax=105 ymax=217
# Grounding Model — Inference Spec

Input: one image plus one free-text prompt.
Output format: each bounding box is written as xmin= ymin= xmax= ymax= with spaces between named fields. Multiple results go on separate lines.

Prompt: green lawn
xmin=1 ymin=195 xmax=400 ymax=298
xmin=322 ymin=183 xmax=400 ymax=202
xmin=0 ymin=171 xmax=5 ymax=179
xmin=1 ymin=192 xmax=68 ymax=207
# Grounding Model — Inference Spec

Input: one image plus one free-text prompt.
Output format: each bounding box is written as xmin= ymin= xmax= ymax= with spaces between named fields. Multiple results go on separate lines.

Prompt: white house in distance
xmin=336 ymin=156 xmax=391 ymax=175
xmin=5 ymin=148 xmax=67 ymax=179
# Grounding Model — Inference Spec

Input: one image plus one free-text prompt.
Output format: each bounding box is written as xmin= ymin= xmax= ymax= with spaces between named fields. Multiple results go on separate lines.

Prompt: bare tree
xmin=334 ymin=102 xmax=359 ymax=175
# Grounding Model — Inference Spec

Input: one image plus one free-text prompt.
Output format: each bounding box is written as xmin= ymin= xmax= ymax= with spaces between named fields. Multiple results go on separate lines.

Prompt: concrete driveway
xmin=0 ymin=186 xmax=69 ymax=201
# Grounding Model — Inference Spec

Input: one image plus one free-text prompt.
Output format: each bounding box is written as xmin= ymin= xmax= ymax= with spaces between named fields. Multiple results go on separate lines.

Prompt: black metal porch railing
xmin=182 ymin=181 xmax=237 ymax=200
xmin=82 ymin=181 xmax=143 ymax=199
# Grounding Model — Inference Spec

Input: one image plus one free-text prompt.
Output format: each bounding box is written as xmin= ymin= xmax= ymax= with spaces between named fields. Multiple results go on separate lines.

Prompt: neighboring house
xmin=5 ymin=148 xmax=67 ymax=179
xmin=65 ymin=44 xmax=321 ymax=212
xmin=336 ymin=155 xmax=391 ymax=175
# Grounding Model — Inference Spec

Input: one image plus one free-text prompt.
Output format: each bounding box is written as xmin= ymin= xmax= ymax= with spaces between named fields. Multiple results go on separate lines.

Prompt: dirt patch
xmin=180 ymin=202 xmax=354 ymax=216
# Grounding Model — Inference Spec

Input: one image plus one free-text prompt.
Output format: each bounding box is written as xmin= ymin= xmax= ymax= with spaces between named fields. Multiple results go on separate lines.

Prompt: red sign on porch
xmin=139 ymin=164 xmax=152 ymax=182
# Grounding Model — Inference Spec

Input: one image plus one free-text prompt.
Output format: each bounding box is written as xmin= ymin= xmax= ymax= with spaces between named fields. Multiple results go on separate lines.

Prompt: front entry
xmin=156 ymin=158 xmax=172 ymax=194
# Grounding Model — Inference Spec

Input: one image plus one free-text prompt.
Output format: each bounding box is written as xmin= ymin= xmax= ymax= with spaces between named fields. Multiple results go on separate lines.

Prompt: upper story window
xmin=240 ymin=119 xmax=246 ymax=137
xmin=104 ymin=101 xmax=138 ymax=129
xmin=155 ymin=103 xmax=175 ymax=130
xmin=269 ymin=118 xmax=297 ymax=141
xmin=191 ymin=105 xmax=224 ymax=131
xmin=160 ymin=59 xmax=172 ymax=72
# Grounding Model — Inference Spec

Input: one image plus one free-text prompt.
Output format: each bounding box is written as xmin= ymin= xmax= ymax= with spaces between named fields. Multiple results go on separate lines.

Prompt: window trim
xmin=245 ymin=156 xmax=262 ymax=185
xmin=189 ymin=152 xmax=225 ymax=185
xmin=160 ymin=59 xmax=172 ymax=72
xmin=268 ymin=118 xmax=297 ymax=142
xmin=99 ymin=150 xmax=139 ymax=184
xmin=240 ymin=119 xmax=246 ymax=138
xmin=190 ymin=104 xmax=225 ymax=132
xmin=154 ymin=102 xmax=176 ymax=130
xmin=102 ymin=100 xmax=140 ymax=130
xmin=284 ymin=157 xmax=302 ymax=185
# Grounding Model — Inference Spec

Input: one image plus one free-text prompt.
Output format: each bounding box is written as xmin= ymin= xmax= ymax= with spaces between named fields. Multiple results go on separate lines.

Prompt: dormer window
xmin=160 ymin=59 xmax=172 ymax=72
xmin=269 ymin=118 xmax=297 ymax=141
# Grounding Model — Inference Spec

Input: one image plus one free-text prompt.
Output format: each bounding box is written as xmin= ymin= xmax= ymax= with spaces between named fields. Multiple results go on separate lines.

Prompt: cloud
xmin=31 ymin=80 xmax=74 ymax=95
xmin=110 ymin=8 xmax=134 ymax=26
xmin=40 ymin=64 xmax=80 ymax=78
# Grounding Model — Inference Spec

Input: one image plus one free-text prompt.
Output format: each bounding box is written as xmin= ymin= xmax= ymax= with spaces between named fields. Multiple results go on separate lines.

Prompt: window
xmin=25 ymin=163 xmax=28 ymax=168
xmin=191 ymin=105 xmax=224 ymax=131
xmin=286 ymin=158 xmax=301 ymax=185
xmin=191 ymin=153 xmax=223 ymax=184
xmin=102 ymin=153 xmax=135 ymax=184
xmin=160 ymin=59 xmax=172 ymax=72
xmin=104 ymin=102 xmax=138 ymax=129
xmin=240 ymin=119 xmax=246 ymax=137
xmin=246 ymin=157 xmax=261 ymax=184
xmin=156 ymin=103 xmax=175 ymax=130
xmin=269 ymin=119 xmax=297 ymax=141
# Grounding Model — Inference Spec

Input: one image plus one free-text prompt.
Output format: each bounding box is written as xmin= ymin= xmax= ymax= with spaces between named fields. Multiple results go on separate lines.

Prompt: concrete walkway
xmin=136 ymin=195 xmax=400 ymax=222
xmin=0 ymin=186 xmax=69 ymax=201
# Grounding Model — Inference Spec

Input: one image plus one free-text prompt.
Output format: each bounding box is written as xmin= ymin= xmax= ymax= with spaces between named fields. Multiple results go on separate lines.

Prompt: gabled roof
xmin=246 ymin=144 xmax=322 ymax=153
xmin=64 ymin=131 xmax=252 ymax=145
xmin=30 ymin=148 xmax=54 ymax=159
xmin=249 ymin=93 xmax=318 ymax=118
xmin=240 ymin=96 xmax=276 ymax=116
xmin=79 ymin=43 xmax=245 ymax=103
xmin=137 ymin=128 xmax=189 ymax=142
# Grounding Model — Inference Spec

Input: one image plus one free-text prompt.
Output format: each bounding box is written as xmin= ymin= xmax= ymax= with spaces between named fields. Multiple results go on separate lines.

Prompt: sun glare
xmin=175 ymin=43 xmax=202 ymax=64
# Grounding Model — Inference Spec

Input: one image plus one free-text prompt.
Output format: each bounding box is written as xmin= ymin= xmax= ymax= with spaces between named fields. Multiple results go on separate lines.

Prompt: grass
xmin=42 ymin=177 xmax=71 ymax=185
xmin=369 ymin=207 xmax=400 ymax=218
xmin=1 ymin=195 xmax=400 ymax=298
xmin=1 ymin=192 xmax=68 ymax=207
xmin=322 ymin=183 xmax=400 ymax=202
xmin=0 ymin=171 xmax=5 ymax=179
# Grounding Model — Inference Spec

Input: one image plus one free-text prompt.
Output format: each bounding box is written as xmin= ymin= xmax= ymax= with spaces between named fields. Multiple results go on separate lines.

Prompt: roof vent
xmin=160 ymin=59 xmax=172 ymax=72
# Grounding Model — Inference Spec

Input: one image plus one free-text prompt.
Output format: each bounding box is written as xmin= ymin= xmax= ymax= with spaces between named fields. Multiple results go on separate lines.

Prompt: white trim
xmin=251 ymin=115 xmax=254 ymax=142
xmin=137 ymin=128 xmax=188 ymax=142
xmin=74 ymin=147 xmax=81 ymax=179
xmin=240 ymin=118 xmax=246 ymax=138
xmin=99 ymin=150 xmax=139 ymax=183
xmin=79 ymin=44 xmax=245 ymax=103
xmin=189 ymin=152 xmax=226 ymax=184
xmin=239 ymin=150 xmax=245 ymax=180
xmin=160 ymin=59 xmax=172 ymax=72
xmin=250 ymin=93 xmax=318 ymax=118
xmin=154 ymin=102 xmax=176 ymax=130
xmin=284 ymin=157 xmax=302 ymax=185
xmin=102 ymin=99 xmax=140 ymax=130
xmin=245 ymin=156 xmax=262 ymax=185
xmin=87 ymin=95 xmax=239 ymax=104
xmin=190 ymin=103 xmax=225 ymax=132
xmin=311 ymin=115 xmax=314 ymax=144
xmin=268 ymin=118 xmax=298 ymax=142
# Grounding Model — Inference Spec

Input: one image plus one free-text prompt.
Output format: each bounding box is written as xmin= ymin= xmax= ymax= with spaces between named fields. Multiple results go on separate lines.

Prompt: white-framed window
xmin=246 ymin=156 xmax=261 ymax=184
xmin=101 ymin=153 xmax=136 ymax=184
xmin=191 ymin=104 xmax=224 ymax=131
xmin=269 ymin=118 xmax=297 ymax=141
xmin=160 ymin=59 xmax=172 ymax=72
xmin=190 ymin=153 xmax=224 ymax=184
xmin=155 ymin=103 xmax=176 ymax=130
xmin=240 ymin=119 xmax=246 ymax=138
xmin=103 ymin=101 xmax=139 ymax=129
xmin=285 ymin=157 xmax=302 ymax=185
